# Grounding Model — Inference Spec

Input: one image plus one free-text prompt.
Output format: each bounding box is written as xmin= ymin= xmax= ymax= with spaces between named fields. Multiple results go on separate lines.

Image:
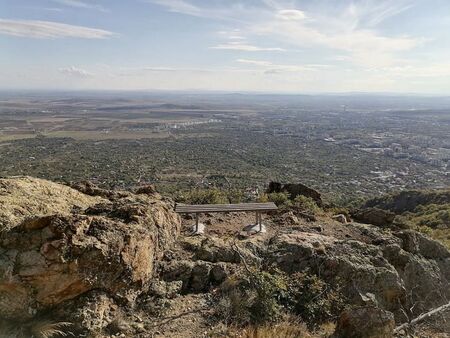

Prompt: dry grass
xmin=235 ymin=322 xmax=313 ymax=338
xmin=0 ymin=320 xmax=73 ymax=338
xmin=231 ymin=321 xmax=336 ymax=338
xmin=29 ymin=321 xmax=73 ymax=338
xmin=0 ymin=176 xmax=106 ymax=231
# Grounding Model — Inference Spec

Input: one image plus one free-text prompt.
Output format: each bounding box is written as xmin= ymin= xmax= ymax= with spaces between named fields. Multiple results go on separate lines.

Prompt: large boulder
xmin=334 ymin=306 xmax=395 ymax=338
xmin=0 ymin=176 xmax=105 ymax=231
xmin=268 ymin=230 xmax=405 ymax=314
xmin=268 ymin=224 xmax=450 ymax=319
xmin=353 ymin=207 xmax=395 ymax=227
xmin=0 ymin=178 xmax=180 ymax=321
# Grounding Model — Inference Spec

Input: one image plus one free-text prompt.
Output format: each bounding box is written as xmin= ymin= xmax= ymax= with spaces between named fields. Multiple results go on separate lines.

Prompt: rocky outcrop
xmin=333 ymin=306 xmax=395 ymax=338
xmin=267 ymin=181 xmax=322 ymax=205
xmin=0 ymin=176 xmax=105 ymax=231
xmin=0 ymin=178 xmax=180 ymax=325
xmin=268 ymin=223 xmax=450 ymax=319
xmin=353 ymin=207 xmax=395 ymax=227
xmin=1 ymin=177 xmax=448 ymax=337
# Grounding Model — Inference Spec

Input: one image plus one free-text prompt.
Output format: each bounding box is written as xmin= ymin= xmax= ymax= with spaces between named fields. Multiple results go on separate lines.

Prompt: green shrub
xmin=227 ymin=188 xmax=244 ymax=203
xmin=215 ymin=268 xmax=345 ymax=329
xmin=293 ymin=195 xmax=321 ymax=214
xmin=176 ymin=187 xmax=246 ymax=204
xmin=249 ymin=270 xmax=288 ymax=324
xmin=215 ymin=268 xmax=288 ymax=326
xmin=285 ymin=272 xmax=345 ymax=328
xmin=177 ymin=188 xmax=228 ymax=204
xmin=257 ymin=193 xmax=269 ymax=203
xmin=267 ymin=192 xmax=292 ymax=207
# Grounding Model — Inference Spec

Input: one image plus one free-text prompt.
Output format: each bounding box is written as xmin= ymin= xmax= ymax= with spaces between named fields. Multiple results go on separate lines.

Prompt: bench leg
xmin=195 ymin=213 xmax=199 ymax=233
xmin=255 ymin=212 xmax=263 ymax=232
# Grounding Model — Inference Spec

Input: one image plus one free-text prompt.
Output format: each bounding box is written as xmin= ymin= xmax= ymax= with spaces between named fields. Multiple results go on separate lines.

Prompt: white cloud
xmin=236 ymin=59 xmax=273 ymax=67
xmin=146 ymin=0 xmax=215 ymax=17
xmin=251 ymin=3 xmax=420 ymax=67
xmin=53 ymin=0 xmax=108 ymax=12
xmin=236 ymin=58 xmax=329 ymax=73
xmin=211 ymin=42 xmax=285 ymax=52
xmin=213 ymin=29 xmax=285 ymax=52
xmin=276 ymin=9 xmax=307 ymax=21
xmin=0 ymin=19 xmax=116 ymax=39
xmin=151 ymin=0 xmax=421 ymax=68
xmin=59 ymin=66 xmax=94 ymax=77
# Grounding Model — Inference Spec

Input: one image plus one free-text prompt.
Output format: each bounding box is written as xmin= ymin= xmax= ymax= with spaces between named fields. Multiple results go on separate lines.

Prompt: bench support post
xmin=255 ymin=211 xmax=263 ymax=232
xmin=195 ymin=213 xmax=199 ymax=233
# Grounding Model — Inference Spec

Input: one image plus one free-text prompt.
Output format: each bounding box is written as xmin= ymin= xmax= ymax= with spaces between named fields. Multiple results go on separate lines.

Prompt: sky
xmin=1 ymin=0 xmax=450 ymax=93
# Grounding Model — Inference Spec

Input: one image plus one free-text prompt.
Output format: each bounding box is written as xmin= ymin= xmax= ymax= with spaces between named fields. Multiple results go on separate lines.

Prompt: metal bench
xmin=175 ymin=202 xmax=278 ymax=234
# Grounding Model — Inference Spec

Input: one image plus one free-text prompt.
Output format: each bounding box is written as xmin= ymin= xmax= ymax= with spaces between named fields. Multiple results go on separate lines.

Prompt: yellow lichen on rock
xmin=0 ymin=176 xmax=106 ymax=230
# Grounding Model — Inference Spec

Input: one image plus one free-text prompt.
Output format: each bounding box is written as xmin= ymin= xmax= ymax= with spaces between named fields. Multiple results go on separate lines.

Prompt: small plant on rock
xmin=293 ymin=195 xmax=321 ymax=214
xmin=215 ymin=268 xmax=289 ymax=326
xmin=285 ymin=272 xmax=345 ymax=328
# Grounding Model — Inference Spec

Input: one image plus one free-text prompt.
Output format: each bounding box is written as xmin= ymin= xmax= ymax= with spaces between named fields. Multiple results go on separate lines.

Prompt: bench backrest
xmin=175 ymin=202 xmax=277 ymax=213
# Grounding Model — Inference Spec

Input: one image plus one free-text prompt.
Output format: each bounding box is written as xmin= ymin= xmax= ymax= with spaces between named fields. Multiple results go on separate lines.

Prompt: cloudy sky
xmin=1 ymin=0 xmax=450 ymax=93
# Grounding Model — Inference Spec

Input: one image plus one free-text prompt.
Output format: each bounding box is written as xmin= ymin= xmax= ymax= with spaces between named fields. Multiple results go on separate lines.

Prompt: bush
xmin=176 ymin=187 xmax=246 ymax=204
xmin=285 ymin=272 xmax=345 ymax=328
xmin=250 ymin=269 xmax=288 ymax=324
xmin=227 ymin=188 xmax=244 ymax=203
xmin=266 ymin=192 xmax=292 ymax=207
xmin=215 ymin=268 xmax=288 ymax=326
xmin=293 ymin=195 xmax=321 ymax=214
xmin=257 ymin=193 xmax=269 ymax=203
xmin=177 ymin=188 xmax=228 ymax=204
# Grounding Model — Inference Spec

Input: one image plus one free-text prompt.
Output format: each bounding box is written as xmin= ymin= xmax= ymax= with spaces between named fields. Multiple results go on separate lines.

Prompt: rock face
xmin=267 ymin=181 xmax=322 ymax=205
xmin=268 ymin=223 xmax=450 ymax=319
xmin=334 ymin=306 xmax=395 ymax=338
xmin=0 ymin=178 xmax=180 ymax=323
xmin=0 ymin=176 xmax=105 ymax=231
xmin=353 ymin=207 xmax=395 ymax=227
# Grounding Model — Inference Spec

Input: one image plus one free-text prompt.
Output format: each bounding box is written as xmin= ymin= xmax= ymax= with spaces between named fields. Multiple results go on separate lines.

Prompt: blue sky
xmin=1 ymin=0 xmax=450 ymax=93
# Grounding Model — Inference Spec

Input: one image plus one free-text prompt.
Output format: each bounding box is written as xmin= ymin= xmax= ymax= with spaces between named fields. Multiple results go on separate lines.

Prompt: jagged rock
xmin=0 ymin=178 xmax=180 ymax=320
xmin=194 ymin=237 xmax=241 ymax=263
xmin=190 ymin=261 xmax=213 ymax=292
xmin=161 ymin=260 xmax=196 ymax=288
xmin=148 ymin=280 xmax=183 ymax=299
xmin=334 ymin=306 xmax=395 ymax=338
xmin=0 ymin=176 xmax=105 ymax=231
xmin=383 ymin=232 xmax=450 ymax=315
xmin=268 ymin=231 xmax=405 ymax=314
xmin=70 ymin=180 xmax=128 ymax=199
xmin=210 ymin=262 xmax=230 ymax=283
xmin=267 ymin=181 xmax=322 ymax=205
xmin=395 ymin=230 xmax=450 ymax=259
xmin=332 ymin=214 xmax=347 ymax=224
xmin=353 ymin=207 xmax=395 ymax=227
xmin=55 ymin=291 xmax=120 ymax=334
xmin=161 ymin=260 xmax=214 ymax=292
xmin=268 ymin=225 xmax=450 ymax=318
xmin=161 ymin=258 xmax=236 ymax=293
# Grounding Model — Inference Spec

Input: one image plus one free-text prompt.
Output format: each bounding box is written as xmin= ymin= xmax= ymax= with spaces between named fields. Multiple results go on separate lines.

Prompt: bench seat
xmin=175 ymin=202 xmax=277 ymax=214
